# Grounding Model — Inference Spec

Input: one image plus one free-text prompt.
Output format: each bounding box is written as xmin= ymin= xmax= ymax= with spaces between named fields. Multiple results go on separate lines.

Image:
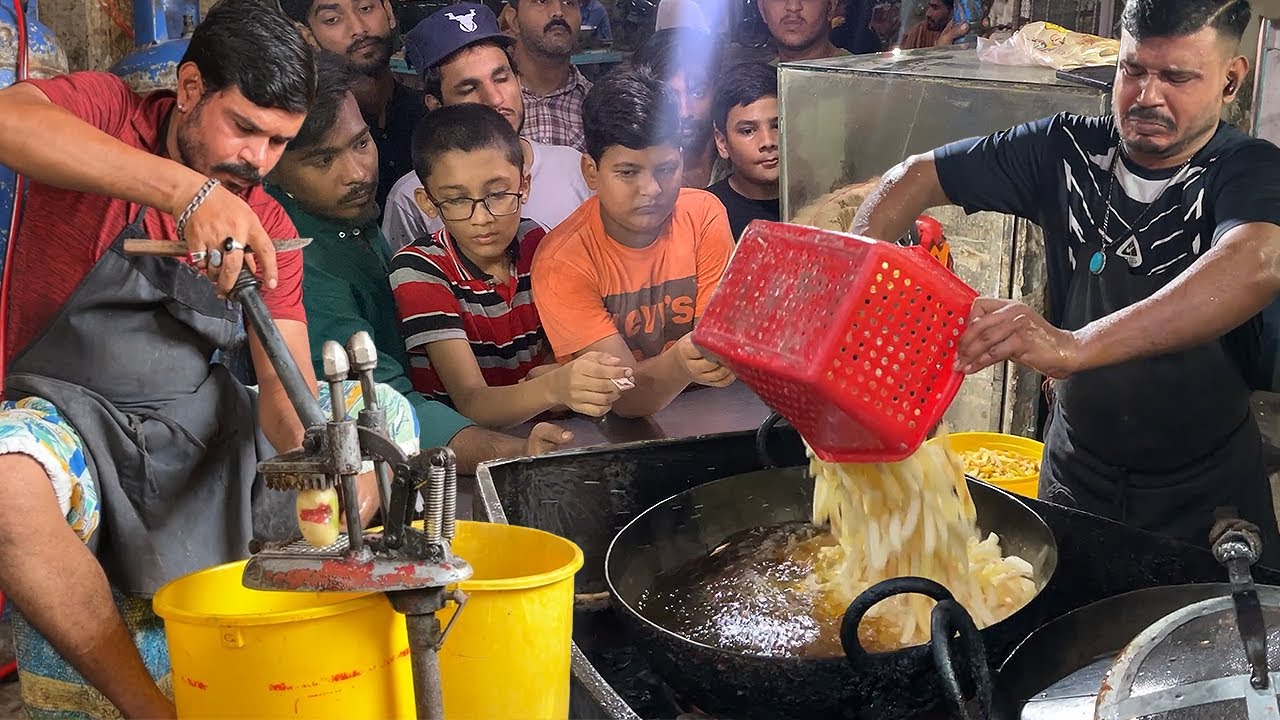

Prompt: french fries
xmin=959 ymin=448 xmax=1040 ymax=482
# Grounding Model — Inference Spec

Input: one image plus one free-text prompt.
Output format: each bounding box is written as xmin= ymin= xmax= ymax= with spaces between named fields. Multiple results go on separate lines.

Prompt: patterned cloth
xmin=5 ymin=380 xmax=419 ymax=719
xmin=520 ymin=66 xmax=591 ymax=152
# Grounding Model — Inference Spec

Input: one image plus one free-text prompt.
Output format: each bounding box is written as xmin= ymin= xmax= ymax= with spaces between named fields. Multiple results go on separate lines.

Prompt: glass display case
xmin=778 ymin=46 xmax=1110 ymax=437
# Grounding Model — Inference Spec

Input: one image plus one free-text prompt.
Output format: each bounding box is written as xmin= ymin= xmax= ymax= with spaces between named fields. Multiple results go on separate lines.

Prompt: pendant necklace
xmin=1091 ymin=140 xmax=1193 ymax=276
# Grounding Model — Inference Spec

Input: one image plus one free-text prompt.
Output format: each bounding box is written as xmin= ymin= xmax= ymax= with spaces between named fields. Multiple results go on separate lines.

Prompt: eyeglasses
xmin=429 ymin=191 xmax=523 ymax=221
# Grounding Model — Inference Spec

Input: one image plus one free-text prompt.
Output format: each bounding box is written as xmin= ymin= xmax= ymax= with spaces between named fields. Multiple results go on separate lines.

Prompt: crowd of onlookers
xmin=270 ymin=0 xmax=966 ymax=441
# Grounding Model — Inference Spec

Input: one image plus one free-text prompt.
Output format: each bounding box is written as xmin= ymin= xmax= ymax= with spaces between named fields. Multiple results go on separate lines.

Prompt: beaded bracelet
xmin=176 ymin=177 xmax=220 ymax=242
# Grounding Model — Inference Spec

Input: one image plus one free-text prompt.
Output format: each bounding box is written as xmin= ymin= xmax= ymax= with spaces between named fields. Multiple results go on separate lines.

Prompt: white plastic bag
xmin=976 ymin=21 xmax=1120 ymax=70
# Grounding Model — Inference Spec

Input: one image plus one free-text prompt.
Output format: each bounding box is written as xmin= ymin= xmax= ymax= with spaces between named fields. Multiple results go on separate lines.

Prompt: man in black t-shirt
xmin=852 ymin=0 xmax=1280 ymax=562
xmin=708 ymin=62 xmax=781 ymax=241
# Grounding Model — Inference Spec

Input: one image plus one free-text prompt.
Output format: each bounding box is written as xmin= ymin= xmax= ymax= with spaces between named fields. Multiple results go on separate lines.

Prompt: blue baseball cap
xmin=404 ymin=3 xmax=515 ymax=72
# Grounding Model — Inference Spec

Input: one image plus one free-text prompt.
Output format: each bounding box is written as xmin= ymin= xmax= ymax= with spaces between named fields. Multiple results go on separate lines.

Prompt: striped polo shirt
xmin=389 ymin=219 xmax=548 ymax=405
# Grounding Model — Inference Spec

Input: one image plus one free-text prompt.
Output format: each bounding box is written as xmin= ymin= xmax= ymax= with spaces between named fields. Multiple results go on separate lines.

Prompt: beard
xmin=1120 ymin=107 xmax=1218 ymax=162
xmin=346 ymin=35 xmax=394 ymax=76
xmin=523 ymin=19 xmax=576 ymax=57
xmin=176 ymin=99 xmax=264 ymax=189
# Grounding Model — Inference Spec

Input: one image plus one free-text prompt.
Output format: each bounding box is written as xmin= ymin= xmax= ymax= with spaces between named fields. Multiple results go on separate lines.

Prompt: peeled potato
xmin=296 ymin=487 xmax=341 ymax=547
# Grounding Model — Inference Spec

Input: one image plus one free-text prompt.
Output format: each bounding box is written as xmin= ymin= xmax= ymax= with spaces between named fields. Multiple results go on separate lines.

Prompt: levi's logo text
xmin=603 ymin=277 xmax=697 ymax=359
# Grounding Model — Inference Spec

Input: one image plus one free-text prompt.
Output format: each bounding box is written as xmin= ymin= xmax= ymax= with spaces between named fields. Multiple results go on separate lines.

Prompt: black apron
xmin=1039 ymin=235 xmax=1280 ymax=567
xmin=4 ymin=206 xmax=296 ymax=596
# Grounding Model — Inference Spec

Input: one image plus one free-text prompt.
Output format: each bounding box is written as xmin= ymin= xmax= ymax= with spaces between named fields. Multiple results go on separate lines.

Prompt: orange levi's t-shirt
xmin=532 ymin=188 xmax=734 ymax=362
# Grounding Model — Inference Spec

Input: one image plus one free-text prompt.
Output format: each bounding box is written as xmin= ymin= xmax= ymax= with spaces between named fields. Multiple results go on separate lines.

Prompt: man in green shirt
xmin=267 ymin=52 xmax=571 ymax=469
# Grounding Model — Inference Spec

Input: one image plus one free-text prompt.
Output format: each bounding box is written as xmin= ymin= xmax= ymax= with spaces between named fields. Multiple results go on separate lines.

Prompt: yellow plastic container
xmin=154 ymin=520 xmax=584 ymax=720
xmin=439 ymin=520 xmax=584 ymax=720
xmin=153 ymin=561 xmax=414 ymax=719
xmin=930 ymin=431 xmax=1045 ymax=499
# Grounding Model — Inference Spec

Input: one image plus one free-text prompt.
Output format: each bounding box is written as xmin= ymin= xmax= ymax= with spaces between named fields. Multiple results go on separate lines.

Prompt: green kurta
xmin=269 ymin=187 xmax=473 ymax=448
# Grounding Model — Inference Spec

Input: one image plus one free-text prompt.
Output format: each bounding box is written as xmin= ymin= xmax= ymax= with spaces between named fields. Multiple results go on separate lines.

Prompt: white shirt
xmin=380 ymin=140 xmax=593 ymax=252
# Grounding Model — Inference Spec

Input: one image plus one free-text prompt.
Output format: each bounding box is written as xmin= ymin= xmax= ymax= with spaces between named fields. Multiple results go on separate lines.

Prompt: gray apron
xmin=4 ymin=205 xmax=295 ymax=596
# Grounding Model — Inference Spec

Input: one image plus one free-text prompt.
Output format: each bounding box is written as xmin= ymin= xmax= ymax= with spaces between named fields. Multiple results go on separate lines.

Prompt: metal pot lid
xmin=1095 ymin=587 xmax=1280 ymax=720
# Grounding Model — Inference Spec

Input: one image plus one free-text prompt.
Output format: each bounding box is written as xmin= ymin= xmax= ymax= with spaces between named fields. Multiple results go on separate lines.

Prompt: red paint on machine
xmin=183 ymin=677 xmax=208 ymax=690
xmin=330 ymin=669 xmax=362 ymax=682
xmin=268 ymin=682 xmax=293 ymax=692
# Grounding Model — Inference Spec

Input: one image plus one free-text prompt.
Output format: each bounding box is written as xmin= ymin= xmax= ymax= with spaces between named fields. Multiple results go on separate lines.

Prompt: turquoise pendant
xmin=1089 ymin=250 xmax=1106 ymax=275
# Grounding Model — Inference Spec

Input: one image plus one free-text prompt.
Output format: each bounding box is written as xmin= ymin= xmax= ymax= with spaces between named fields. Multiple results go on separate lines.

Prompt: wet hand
xmin=525 ymin=422 xmax=573 ymax=456
xmin=676 ymin=335 xmax=736 ymax=388
xmin=955 ymin=298 xmax=1081 ymax=379
xmin=554 ymin=352 xmax=633 ymax=417
xmin=180 ymin=182 xmax=277 ymax=296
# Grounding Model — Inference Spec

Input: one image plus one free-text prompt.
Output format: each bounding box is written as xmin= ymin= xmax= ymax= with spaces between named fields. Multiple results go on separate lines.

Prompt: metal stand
xmin=225 ymin=267 xmax=469 ymax=720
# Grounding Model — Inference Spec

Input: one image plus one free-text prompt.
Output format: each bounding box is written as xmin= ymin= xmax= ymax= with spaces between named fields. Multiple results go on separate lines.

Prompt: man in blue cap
xmin=381 ymin=2 xmax=591 ymax=251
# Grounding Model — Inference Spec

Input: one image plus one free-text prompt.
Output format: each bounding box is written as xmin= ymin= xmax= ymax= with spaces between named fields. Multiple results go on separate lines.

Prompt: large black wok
xmin=605 ymin=465 xmax=1060 ymax=719
xmin=992 ymin=583 xmax=1239 ymax=719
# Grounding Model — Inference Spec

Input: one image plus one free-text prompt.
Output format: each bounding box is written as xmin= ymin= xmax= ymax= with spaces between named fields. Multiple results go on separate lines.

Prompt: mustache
xmin=347 ymin=34 xmax=390 ymax=54
xmin=340 ymin=182 xmax=378 ymax=204
xmin=211 ymin=162 xmax=262 ymax=185
xmin=543 ymin=18 xmax=572 ymax=32
xmin=1125 ymin=107 xmax=1174 ymax=129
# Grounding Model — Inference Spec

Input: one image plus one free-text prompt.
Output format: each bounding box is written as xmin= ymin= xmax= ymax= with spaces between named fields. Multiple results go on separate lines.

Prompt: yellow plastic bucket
xmin=439 ymin=520 xmax=584 ymax=720
xmin=152 ymin=561 xmax=414 ymax=719
xmin=153 ymin=520 xmax=583 ymax=720
xmin=929 ymin=431 xmax=1045 ymax=499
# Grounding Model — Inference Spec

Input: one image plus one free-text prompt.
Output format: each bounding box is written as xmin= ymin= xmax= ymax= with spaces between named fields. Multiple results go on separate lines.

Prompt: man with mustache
xmin=281 ymin=0 xmax=426 ymax=206
xmin=759 ymin=0 xmax=849 ymax=63
xmin=0 ymin=1 xmax=332 ymax=714
xmin=851 ymin=0 xmax=1280 ymax=561
xmin=632 ymin=28 xmax=730 ymax=189
xmin=268 ymin=53 xmax=575 ymax=461
xmin=504 ymin=0 xmax=591 ymax=151
xmin=383 ymin=2 xmax=591 ymax=250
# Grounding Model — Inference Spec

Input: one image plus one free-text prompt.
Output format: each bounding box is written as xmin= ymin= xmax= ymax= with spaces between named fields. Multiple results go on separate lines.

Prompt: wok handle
xmin=755 ymin=411 xmax=786 ymax=468
xmin=841 ymin=577 xmax=991 ymax=720
xmin=841 ymin=577 xmax=952 ymax=662
xmin=931 ymin=598 xmax=992 ymax=720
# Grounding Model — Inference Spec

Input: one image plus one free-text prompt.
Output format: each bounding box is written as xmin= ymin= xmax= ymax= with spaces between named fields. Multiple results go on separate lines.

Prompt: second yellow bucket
xmin=440 ymin=520 xmax=584 ymax=720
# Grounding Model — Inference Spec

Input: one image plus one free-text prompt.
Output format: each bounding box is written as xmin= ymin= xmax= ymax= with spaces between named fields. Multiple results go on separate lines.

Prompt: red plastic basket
xmin=693 ymin=221 xmax=978 ymax=463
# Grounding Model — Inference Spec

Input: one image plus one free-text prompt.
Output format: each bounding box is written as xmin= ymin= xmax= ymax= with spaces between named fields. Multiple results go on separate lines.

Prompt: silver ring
xmin=188 ymin=250 xmax=207 ymax=263
xmin=223 ymin=237 xmax=246 ymax=253
xmin=209 ymin=248 xmax=223 ymax=268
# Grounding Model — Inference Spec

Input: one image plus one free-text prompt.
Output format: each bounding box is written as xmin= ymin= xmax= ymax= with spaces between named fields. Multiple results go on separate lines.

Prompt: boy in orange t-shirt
xmin=532 ymin=69 xmax=737 ymax=417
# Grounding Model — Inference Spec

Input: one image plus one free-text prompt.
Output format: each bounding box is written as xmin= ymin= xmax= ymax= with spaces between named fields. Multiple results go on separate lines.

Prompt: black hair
xmin=286 ymin=52 xmax=358 ymax=152
xmin=277 ymin=0 xmax=313 ymax=23
xmin=182 ymin=0 xmax=316 ymax=114
xmin=1121 ymin=0 xmax=1251 ymax=43
xmin=712 ymin=62 xmax=778 ymax=133
xmin=411 ymin=103 xmax=525 ymax=186
xmin=420 ymin=38 xmax=519 ymax=101
xmin=937 ymin=0 xmax=955 ymax=9
xmin=630 ymin=27 xmax=722 ymax=83
xmin=583 ymin=68 xmax=682 ymax=163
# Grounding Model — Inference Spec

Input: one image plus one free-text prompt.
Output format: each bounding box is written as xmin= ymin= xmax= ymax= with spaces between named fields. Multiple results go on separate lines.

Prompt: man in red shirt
xmin=0 ymin=1 xmax=338 ymax=715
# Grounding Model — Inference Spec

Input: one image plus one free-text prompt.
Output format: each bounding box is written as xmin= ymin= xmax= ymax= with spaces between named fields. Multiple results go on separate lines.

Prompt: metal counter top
xmin=513 ymin=382 xmax=773 ymax=451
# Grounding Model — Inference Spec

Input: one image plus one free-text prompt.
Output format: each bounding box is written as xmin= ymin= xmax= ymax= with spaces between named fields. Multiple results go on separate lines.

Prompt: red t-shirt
xmin=4 ymin=72 xmax=305 ymax=369
xmin=388 ymin=220 xmax=547 ymax=404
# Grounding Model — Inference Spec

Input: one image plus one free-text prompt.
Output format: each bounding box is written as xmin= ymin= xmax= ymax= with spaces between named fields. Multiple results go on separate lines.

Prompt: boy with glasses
xmin=389 ymin=103 xmax=631 ymax=428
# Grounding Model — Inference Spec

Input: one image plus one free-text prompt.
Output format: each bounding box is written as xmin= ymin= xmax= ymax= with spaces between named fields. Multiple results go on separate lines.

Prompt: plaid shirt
xmin=520 ymin=66 xmax=591 ymax=152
